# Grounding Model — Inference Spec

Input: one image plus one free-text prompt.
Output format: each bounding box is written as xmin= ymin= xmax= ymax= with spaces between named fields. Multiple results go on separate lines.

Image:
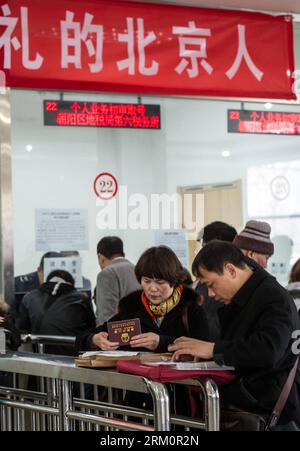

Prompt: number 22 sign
xmin=93 ymin=172 xmax=118 ymax=200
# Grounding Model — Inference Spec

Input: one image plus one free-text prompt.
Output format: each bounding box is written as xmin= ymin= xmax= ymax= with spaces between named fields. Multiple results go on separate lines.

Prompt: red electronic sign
xmin=228 ymin=109 xmax=300 ymax=135
xmin=44 ymin=100 xmax=161 ymax=129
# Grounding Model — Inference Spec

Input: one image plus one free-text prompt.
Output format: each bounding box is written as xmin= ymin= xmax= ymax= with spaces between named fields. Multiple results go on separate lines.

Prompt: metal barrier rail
xmin=1 ymin=338 xmax=220 ymax=431
xmin=0 ymin=385 xmax=212 ymax=431
xmin=0 ymin=352 xmax=171 ymax=431
xmin=21 ymin=334 xmax=75 ymax=345
xmin=21 ymin=334 xmax=75 ymax=355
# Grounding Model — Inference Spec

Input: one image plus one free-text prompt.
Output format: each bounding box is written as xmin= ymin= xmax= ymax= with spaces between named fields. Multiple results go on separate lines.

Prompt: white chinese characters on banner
xmin=117 ymin=17 xmax=159 ymax=76
xmin=226 ymin=25 xmax=263 ymax=81
xmin=61 ymin=10 xmax=103 ymax=73
xmin=0 ymin=70 xmax=6 ymax=94
xmin=0 ymin=4 xmax=265 ymax=82
xmin=0 ymin=4 xmax=43 ymax=69
xmin=172 ymin=21 xmax=213 ymax=78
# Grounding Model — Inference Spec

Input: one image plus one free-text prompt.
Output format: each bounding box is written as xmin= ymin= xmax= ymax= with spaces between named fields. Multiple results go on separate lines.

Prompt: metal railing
xmin=21 ymin=334 xmax=75 ymax=355
xmin=0 ymin=335 xmax=220 ymax=431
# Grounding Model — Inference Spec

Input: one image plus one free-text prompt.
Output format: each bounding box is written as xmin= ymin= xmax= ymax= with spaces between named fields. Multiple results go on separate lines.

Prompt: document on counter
xmin=143 ymin=360 xmax=235 ymax=370
xmin=81 ymin=350 xmax=140 ymax=358
xmin=174 ymin=361 xmax=235 ymax=371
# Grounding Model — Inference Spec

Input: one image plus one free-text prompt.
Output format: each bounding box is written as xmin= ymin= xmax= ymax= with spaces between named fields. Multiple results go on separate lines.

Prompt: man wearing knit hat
xmin=233 ymin=220 xmax=274 ymax=269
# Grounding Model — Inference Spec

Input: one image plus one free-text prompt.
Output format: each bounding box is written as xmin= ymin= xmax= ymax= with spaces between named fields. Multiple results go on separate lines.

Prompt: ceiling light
xmin=222 ymin=150 xmax=231 ymax=158
xmin=25 ymin=144 xmax=33 ymax=152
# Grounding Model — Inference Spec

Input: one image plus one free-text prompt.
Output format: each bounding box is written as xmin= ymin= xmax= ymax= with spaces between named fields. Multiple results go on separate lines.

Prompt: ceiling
xmin=121 ymin=0 xmax=300 ymax=14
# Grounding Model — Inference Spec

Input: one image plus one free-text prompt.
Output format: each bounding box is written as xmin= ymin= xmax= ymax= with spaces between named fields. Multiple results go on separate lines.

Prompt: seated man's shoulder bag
xmin=221 ymin=357 xmax=299 ymax=431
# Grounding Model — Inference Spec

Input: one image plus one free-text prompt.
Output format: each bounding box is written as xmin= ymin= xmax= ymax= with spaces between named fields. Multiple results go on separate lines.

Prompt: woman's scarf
xmin=141 ymin=285 xmax=183 ymax=327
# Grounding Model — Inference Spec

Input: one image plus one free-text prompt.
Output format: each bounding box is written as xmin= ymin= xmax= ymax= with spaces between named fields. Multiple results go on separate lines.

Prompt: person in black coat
xmin=0 ymin=297 xmax=21 ymax=351
xmin=76 ymin=246 xmax=209 ymax=353
xmin=194 ymin=221 xmax=237 ymax=341
xmin=169 ymin=241 xmax=300 ymax=430
xmin=0 ymin=297 xmax=21 ymax=387
xmin=76 ymin=245 xmax=209 ymax=415
xmin=13 ymin=251 xmax=92 ymax=318
xmin=17 ymin=270 xmax=95 ymax=356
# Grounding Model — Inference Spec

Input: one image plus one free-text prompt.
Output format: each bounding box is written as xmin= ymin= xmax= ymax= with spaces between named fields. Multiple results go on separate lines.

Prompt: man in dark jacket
xmin=16 ymin=270 xmax=95 ymax=355
xmin=14 ymin=251 xmax=92 ymax=316
xmin=195 ymin=221 xmax=237 ymax=341
xmin=0 ymin=297 xmax=21 ymax=351
xmin=169 ymin=241 xmax=300 ymax=430
xmin=0 ymin=298 xmax=21 ymax=387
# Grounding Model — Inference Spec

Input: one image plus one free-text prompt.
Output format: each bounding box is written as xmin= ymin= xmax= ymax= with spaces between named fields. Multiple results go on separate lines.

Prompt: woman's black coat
xmin=76 ymin=286 xmax=209 ymax=352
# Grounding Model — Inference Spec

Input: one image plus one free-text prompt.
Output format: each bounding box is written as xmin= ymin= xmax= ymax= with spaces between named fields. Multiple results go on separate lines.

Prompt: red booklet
xmin=107 ymin=318 xmax=141 ymax=346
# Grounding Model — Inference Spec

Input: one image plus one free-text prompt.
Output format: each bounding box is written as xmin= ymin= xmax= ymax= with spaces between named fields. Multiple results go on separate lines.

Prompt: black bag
xmin=221 ymin=406 xmax=269 ymax=431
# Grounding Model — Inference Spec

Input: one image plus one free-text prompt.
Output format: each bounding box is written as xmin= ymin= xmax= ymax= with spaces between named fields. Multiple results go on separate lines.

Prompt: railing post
xmin=143 ymin=378 xmax=170 ymax=431
xmin=203 ymin=379 xmax=220 ymax=431
xmin=58 ymin=379 xmax=73 ymax=431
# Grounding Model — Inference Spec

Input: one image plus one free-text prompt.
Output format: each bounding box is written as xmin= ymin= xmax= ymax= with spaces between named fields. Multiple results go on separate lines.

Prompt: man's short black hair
xmin=202 ymin=221 xmax=237 ymax=245
xmin=97 ymin=236 xmax=124 ymax=259
xmin=192 ymin=240 xmax=246 ymax=278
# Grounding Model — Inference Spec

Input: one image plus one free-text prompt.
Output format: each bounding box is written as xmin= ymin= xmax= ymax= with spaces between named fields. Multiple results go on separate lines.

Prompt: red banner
xmin=0 ymin=0 xmax=296 ymax=99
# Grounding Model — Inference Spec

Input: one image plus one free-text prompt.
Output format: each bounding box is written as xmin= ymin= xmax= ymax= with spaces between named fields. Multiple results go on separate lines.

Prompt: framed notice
xmin=35 ymin=208 xmax=88 ymax=251
xmin=155 ymin=229 xmax=188 ymax=269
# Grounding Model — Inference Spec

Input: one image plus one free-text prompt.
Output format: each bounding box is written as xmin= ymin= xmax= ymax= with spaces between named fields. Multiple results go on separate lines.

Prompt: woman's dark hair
xmin=289 ymin=258 xmax=300 ymax=283
xmin=46 ymin=270 xmax=75 ymax=286
xmin=192 ymin=240 xmax=246 ymax=278
xmin=135 ymin=246 xmax=186 ymax=287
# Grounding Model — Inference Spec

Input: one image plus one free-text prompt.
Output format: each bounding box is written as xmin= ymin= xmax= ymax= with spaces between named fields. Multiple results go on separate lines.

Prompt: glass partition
xmin=8 ymin=86 xmax=300 ymax=309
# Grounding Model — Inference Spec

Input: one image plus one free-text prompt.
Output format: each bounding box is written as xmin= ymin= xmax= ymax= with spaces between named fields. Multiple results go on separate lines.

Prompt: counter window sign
xmin=44 ymin=100 xmax=161 ymax=129
xmin=94 ymin=172 xmax=118 ymax=200
xmin=228 ymin=109 xmax=300 ymax=135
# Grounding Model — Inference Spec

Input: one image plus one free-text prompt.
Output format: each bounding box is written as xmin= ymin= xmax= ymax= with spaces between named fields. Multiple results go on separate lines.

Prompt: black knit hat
xmin=233 ymin=220 xmax=274 ymax=256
